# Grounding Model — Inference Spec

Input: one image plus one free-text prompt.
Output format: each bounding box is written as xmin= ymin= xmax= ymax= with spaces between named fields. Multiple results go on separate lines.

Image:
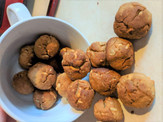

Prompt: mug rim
xmin=0 ymin=16 xmax=90 ymax=122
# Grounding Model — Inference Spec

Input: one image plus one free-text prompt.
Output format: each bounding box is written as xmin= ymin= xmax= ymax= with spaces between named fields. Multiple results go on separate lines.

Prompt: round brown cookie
xmin=55 ymin=73 xmax=72 ymax=98
xmin=117 ymin=72 xmax=155 ymax=108
xmin=34 ymin=35 xmax=60 ymax=60
xmin=12 ymin=71 xmax=34 ymax=95
xmin=94 ymin=97 xmax=124 ymax=122
xmin=89 ymin=68 xmax=120 ymax=96
xmin=19 ymin=45 xmax=35 ymax=69
xmin=62 ymin=49 xmax=91 ymax=80
xmin=28 ymin=62 xmax=57 ymax=90
xmin=33 ymin=89 xmax=57 ymax=110
xmin=60 ymin=47 xmax=73 ymax=56
xmin=86 ymin=42 xmax=109 ymax=67
xmin=106 ymin=37 xmax=134 ymax=70
xmin=114 ymin=2 xmax=152 ymax=39
xmin=67 ymin=80 xmax=94 ymax=110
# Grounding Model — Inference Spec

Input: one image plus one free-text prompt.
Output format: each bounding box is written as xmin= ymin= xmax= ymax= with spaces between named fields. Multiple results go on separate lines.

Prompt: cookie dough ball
xmin=67 ymin=80 xmax=94 ymax=110
xmin=33 ymin=89 xmax=57 ymax=110
xmin=62 ymin=49 xmax=91 ymax=80
xmin=34 ymin=35 xmax=60 ymax=60
xmin=94 ymin=97 xmax=124 ymax=121
xmin=89 ymin=68 xmax=120 ymax=96
xmin=117 ymin=73 xmax=155 ymax=108
xmin=60 ymin=47 xmax=73 ymax=56
xmin=19 ymin=45 xmax=35 ymax=69
xmin=86 ymin=42 xmax=108 ymax=67
xmin=28 ymin=62 xmax=57 ymax=90
xmin=12 ymin=71 xmax=34 ymax=95
xmin=55 ymin=73 xmax=72 ymax=98
xmin=114 ymin=2 xmax=152 ymax=39
xmin=106 ymin=37 xmax=134 ymax=70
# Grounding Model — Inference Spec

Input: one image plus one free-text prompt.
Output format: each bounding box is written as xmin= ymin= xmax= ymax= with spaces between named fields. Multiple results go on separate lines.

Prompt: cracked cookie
xmin=28 ymin=62 xmax=57 ymax=90
xmin=86 ymin=42 xmax=109 ymax=67
xmin=106 ymin=37 xmax=134 ymax=70
xmin=67 ymin=80 xmax=94 ymax=110
xmin=12 ymin=71 xmax=34 ymax=95
xmin=19 ymin=45 xmax=35 ymax=69
xmin=114 ymin=2 xmax=152 ymax=39
xmin=62 ymin=49 xmax=91 ymax=80
xmin=94 ymin=97 xmax=124 ymax=121
xmin=33 ymin=89 xmax=57 ymax=110
xmin=34 ymin=35 xmax=60 ymax=60
xmin=89 ymin=68 xmax=120 ymax=96
xmin=117 ymin=72 xmax=155 ymax=108
xmin=55 ymin=73 xmax=72 ymax=98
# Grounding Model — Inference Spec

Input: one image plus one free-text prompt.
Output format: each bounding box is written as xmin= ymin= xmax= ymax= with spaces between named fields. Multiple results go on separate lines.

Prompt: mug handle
xmin=7 ymin=3 xmax=31 ymax=26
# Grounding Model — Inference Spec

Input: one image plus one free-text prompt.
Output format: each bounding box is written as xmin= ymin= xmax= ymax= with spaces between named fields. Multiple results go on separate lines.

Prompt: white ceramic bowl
xmin=0 ymin=3 xmax=89 ymax=122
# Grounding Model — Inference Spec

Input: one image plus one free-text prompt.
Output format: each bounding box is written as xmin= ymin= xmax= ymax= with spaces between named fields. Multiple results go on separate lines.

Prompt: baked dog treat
xmin=34 ymin=35 xmax=60 ymax=60
xmin=67 ymin=80 xmax=94 ymax=110
xmin=89 ymin=68 xmax=120 ymax=96
xmin=19 ymin=45 xmax=35 ymax=69
xmin=28 ymin=62 xmax=57 ymax=90
xmin=12 ymin=71 xmax=34 ymax=95
xmin=33 ymin=89 xmax=57 ymax=110
xmin=94 ymin=97 xmax=123 ymax=121
xmin=86 ymin=42 xmax=108 ymax=67
xmin=62 ymin=49 xmax=91 ymax=80
xmin=117 ymin=72 xmax=155 ymax=108
xmin=60 ymin=47 xmax=73 ymax=56
xmin=106 ymin=37 xmax=134 ymax=70
xmin=55 ymin=73 xmax=72 ymax=98
xmin=114 ymin=2 xmax=152 ymax=39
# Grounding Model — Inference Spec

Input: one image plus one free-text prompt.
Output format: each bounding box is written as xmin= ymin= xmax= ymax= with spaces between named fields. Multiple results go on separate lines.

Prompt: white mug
xmin=0 ymin=3 xmax=89 ymax=122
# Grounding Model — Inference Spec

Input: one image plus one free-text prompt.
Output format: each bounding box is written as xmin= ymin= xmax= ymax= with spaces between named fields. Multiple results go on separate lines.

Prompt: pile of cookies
xmin=11 ymin=2 xmax=155 ymax=121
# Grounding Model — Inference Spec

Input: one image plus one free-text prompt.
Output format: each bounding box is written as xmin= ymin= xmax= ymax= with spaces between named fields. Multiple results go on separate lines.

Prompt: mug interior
xmin=0 ymin=17 xmax=89 ymax=122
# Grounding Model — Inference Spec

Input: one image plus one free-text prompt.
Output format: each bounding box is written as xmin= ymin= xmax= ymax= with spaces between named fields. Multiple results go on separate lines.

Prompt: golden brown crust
xmin=12 ymin=71 xmax=34 ymax=95
xmin=94 ymin=97 xmax=124 ymax=121
xmin=55 ymin=73 xmax=72 ymax=98
xmin=86 ymin=42 xmax=109 ymax=67
xmin=19 ymin=45 xmax=35 ymax=69
xmin=114 ymin=2 xmax=152 ymax=39
xmin=89 ymin=68 xmax=120 ymax=96
xmin=28 ymin=63 xmax=57 ymax=90
xmin=117 ymin=72 xmax=155 ymax=108
xmin=60 ymin=47 xmax=73 ymax=56
xmin=34 ymin=35 xmax=60 ymax=60
xmin=33 ymin=89 xmax=57 ymax=110
xmin=62 ymin=49 xmax=91 ymax=80
xmin=67 ymin=80 xmax=94 ymax=110
xmin=106 ymin=37 xmax=134 ymax=70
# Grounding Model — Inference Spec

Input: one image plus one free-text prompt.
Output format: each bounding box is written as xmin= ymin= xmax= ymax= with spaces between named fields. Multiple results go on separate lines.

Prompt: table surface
xmin=26 ymin=0 xmax=163 ymax=122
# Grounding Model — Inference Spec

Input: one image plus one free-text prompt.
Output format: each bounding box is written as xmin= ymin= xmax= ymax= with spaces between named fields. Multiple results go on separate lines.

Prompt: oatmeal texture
xmin=117 ymin=72 xmax=155 ymax=108
xmin=89 ymin=68 xmax=120 ymax=96
xmin=94 ymin=97 xmax=124 ymax=121
xmin=106 ymin=37 xmax=134 ymax=70
xmin=12 ymin=71 xmax=34 ymax=95
xmin=28 ymin=62 xmax=57 ymax=90
xmin=62 ymin=49 xmax=91 ymax=80
xmin=33 ymin=89 xmax=57 ymax=110
xmin=34 ymin=35 xmax=60 ymax=60
xmin=67 ymin=80 xmax=94 ymax=110
xmin=86 ymin=42 xmax=109 ymax=67
xmin=114 ymin=2 xmax=152 ymax=39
